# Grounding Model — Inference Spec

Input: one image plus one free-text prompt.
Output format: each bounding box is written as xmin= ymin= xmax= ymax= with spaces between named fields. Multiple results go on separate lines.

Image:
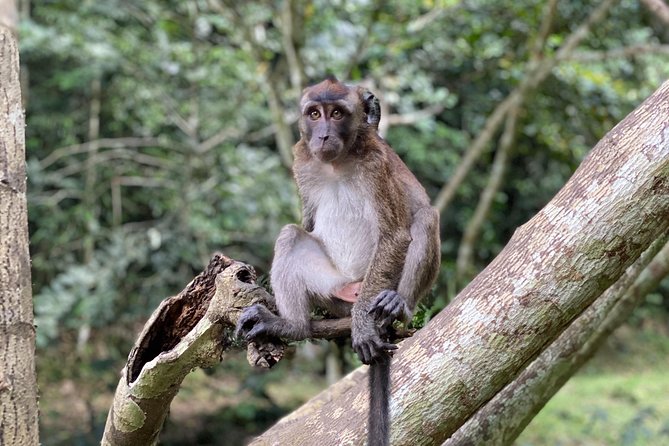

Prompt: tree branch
xmin=456 ymin=102 xmax=520 ymax=284
xmin=213 ymin=0 xmax=296 ymax=168
xmin=100 ymin=253 xmax=372 ymax=444
xmin=40 ymin=137 xmax=167 ymax=169
xmin=640 ymin=0 xmax=669 ymax=25
xmin=280 ymin=0 xmax=305 ymax=92
xmin=102 ymin=254 xmax=275 ymax=445
xmin=0 ymin=26 xmax=38 ymax=446
xmin=455 ymin=0 xmax=556 ymax=283
xmin=567 ymin=43 xmax=669 ymax=61
xmin=385 ymin=104 xmax=445 ymax=126
xmin=342 ymin=0 xmax=383 ymax=81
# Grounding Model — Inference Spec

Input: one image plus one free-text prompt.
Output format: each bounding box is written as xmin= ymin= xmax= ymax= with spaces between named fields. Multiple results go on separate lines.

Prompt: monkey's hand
xmin=235 ymin=304 xmax=279 ymax=341
xmin=351 ymin=320 xmax=398 ymax=365
xmin=368 ymin=290 xmax=410 ymax=328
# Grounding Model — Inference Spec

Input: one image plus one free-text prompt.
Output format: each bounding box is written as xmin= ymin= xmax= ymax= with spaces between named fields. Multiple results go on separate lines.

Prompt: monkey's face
xmin=298 ymin=78 xmax=366 ymax=163
xmin=300 ymin=101 xmax=360 ymax=163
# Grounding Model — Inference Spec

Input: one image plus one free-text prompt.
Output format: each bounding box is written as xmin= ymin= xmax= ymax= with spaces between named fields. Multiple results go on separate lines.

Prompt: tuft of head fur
xmin=301 ymin=77 xmax=352 ymax=109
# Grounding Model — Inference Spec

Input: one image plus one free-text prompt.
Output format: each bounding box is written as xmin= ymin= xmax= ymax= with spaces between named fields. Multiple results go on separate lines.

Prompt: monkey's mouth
xmin=314 ymin=146 xmax=341 ymax=163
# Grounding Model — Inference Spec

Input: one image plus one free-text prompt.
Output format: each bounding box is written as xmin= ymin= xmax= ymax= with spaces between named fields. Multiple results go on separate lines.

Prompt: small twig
xmin=568 ymin=44 xmax=669 ymax=61
xmin=40 ymin=137 xmax=166 ymax=169
xmin=640 ymin=0 xmax=669 ymax=25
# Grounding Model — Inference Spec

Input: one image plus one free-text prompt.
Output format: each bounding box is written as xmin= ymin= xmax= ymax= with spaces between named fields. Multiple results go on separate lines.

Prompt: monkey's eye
xmin=331 ymin=109 xmax=343 ymax=120
xmin=309 ymin=110 xmax=321 ymax=120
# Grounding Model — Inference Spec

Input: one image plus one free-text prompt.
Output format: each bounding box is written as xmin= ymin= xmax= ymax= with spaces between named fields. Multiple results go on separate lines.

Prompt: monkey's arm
xmin=370 ymin=206 xmax=441 ymax=325
xmin=351 ymin=229 xmax=412 ymax=363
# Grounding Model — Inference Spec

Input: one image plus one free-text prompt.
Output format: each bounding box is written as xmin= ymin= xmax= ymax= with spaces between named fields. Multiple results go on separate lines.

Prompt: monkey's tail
xmin=368 ymin=356 xmax=391 ymax=446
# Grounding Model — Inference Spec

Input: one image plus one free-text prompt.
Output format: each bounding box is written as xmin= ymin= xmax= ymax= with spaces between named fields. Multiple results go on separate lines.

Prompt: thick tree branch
xmin=102 ymin=254 xmax=259 ymax=445
xmin=0 ymin=26 xmax=39 ymax=446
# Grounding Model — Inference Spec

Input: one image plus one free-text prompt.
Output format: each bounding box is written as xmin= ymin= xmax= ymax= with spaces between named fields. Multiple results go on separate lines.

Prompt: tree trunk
xmin=250 ymin=80 xmax=669 ymax=445
xmin=0 ymin=26 xmax=40 ymax=446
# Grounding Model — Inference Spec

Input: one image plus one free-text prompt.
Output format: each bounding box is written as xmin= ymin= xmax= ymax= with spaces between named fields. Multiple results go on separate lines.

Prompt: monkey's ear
xmin=360 ymin=89 xmax=381 ymax=129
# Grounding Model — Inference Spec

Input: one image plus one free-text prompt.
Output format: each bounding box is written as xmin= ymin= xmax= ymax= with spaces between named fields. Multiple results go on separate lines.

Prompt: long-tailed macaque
xmin=237 ymin=77 xmax=441 ymax=446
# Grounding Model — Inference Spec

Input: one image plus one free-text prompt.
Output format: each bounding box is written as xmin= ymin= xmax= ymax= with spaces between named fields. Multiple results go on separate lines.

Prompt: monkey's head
xmin=298 ymin=77 xmax=380 ymax=163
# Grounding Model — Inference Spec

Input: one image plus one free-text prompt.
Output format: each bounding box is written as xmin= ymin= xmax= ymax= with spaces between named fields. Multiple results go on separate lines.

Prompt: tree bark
xmin=0 ymin=26 xmax=40 ymax=446
xmin=0 ymin=0 xmax=18 ymax=33
xmin=250 ymin=80 xmax=669 ymax=445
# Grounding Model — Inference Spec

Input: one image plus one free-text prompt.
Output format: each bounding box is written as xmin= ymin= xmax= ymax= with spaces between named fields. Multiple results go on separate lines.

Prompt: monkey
xmin=236 ymin=77 xmax=440 ymax=446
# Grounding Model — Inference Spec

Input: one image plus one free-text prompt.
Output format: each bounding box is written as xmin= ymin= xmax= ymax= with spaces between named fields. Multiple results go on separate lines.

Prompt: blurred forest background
xmin=18 ymin=0 xmax=669 ymax=444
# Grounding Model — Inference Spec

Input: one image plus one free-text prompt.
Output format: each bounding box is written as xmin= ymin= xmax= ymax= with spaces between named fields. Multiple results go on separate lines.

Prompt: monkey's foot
xmin=334 ymin=281 xmax=362 ymax=303
xmin=235 ymin=304 xmax=278 ymax=341
xmin=368 ymin=290 xmax=409 ymax=327
xmin=352 ymin=328 xmax=397 ymax=365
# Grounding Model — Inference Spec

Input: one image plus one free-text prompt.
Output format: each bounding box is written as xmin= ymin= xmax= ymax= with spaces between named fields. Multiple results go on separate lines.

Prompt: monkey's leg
xmin=237 ymin=224 xmax=351 ymax=341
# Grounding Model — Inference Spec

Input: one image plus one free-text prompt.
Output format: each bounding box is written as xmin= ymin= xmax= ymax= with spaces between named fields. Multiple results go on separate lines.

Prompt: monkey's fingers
xmin=369 ymin=290 xmax=407 ymax=325
xmin=377 ymin=337 xmax=398 ymax=361
xmin=354 ymin=335 xmax=378 ymax=364
xmin=370 ymin=342 xmax=397 ymax=363
xmin=235 ymin=316 xmax=255 ymax=339
xmin=353 ymin=341 xmax=374 ymax=364
xmin=368 ymin=290 xmax=395 ymax=317
xmin=354 ymin=337 xmax=398 ymax=364
xmin=380 ymin=342 xmax=398 ymax=351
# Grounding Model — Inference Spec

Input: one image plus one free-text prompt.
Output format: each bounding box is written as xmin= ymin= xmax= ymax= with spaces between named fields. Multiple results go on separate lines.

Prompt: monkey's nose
xmin=319 ymin=135 xmax=329 ymax=141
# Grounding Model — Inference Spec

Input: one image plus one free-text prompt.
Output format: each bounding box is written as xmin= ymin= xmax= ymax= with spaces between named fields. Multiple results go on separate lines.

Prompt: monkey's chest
xmin=310 ymin=184 xmax=379 ymax=281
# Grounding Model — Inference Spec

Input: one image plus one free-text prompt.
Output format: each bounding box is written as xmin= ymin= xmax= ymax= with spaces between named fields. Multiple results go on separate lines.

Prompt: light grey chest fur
xmin=309 ymin=176 xmax=379 ymax=281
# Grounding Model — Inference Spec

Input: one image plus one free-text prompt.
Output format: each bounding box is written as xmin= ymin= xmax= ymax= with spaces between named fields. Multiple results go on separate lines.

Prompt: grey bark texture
xmin=0 ymin=26 xmax=39 ymax=446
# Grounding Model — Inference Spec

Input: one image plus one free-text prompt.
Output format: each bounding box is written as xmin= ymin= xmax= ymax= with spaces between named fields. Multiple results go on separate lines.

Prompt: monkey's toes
xmin=235 ymin=304 xmax=267 ymax=339
xmin=352 ymin=336 xmax=397 ymax=365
